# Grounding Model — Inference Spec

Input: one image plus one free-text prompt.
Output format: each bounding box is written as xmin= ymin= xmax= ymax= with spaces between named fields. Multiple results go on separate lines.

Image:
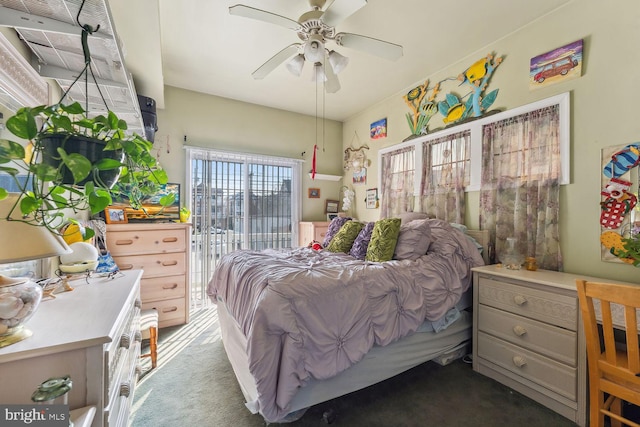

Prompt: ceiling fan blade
xmin=322 ymin=0 xmax=367 ymax=27
xmin=252 ymin=44 xmax=301 ymax=79
xmin=323 ymin=61 xmax=341 ymax=93
xmin=229 ymin=5 xmax=300 ymax=30
xmin=335 ymin=32 xmax=403 ymax=61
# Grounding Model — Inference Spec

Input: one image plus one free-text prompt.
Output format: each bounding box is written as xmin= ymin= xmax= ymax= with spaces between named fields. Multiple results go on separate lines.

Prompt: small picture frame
xmin=327 ymin=213 xmax=339 ymax=221
xmin=308 ymin=188 xmax=320 ymax=198
xmin=104 ymin=206 xmax=128 ymax=224
xmin=325 ymin=199 xmax=339 ymax=213
xmin=366 ymin=188 xmax=379 ymax=209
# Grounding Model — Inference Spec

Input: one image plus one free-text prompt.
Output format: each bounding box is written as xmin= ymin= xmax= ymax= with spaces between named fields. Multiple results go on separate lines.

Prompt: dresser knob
xmin=512 ymin=325 xmax=527 ymax=336
xmin=120 ymin=333 xmax=131 ymax=349
xmin=120 ymin=382 xmax=131 ymax=398
xmin=513 ymin=295 xmax=527 ymax=306
xmin=512 ymin=356 xmax=527 ymax=368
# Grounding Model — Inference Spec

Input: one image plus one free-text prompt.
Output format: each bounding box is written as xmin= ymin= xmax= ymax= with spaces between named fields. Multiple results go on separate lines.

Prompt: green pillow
xmin=365 ymin=218 xmax=402 ymax=262
xmin=326 ymin=221 xmax=365 ymax=253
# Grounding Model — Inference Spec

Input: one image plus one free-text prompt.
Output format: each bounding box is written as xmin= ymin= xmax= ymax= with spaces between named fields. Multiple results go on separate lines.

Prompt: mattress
xmin=216 ymin=296 xmax=472 ymax=418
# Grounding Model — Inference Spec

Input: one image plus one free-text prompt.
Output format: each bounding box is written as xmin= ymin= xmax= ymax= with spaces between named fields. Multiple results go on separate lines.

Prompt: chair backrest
xmin=576 ymin=279 xmax=640 ymax=388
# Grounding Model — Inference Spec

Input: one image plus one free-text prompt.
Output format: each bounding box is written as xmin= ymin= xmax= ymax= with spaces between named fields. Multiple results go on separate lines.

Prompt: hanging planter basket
xmin=40 ymin=133 xmax=124 ymax=188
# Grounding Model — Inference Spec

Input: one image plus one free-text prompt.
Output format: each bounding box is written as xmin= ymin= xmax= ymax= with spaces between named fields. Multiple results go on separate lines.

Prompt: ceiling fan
xmin=229 ymin=0 xmax=403 ymax=93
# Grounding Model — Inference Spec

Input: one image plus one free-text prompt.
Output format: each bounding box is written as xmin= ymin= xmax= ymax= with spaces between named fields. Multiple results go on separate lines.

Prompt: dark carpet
xmin=130 ymin=307 xmax=577 ymax=427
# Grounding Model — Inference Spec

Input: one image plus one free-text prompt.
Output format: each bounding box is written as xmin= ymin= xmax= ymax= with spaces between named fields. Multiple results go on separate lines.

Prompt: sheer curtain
xmin=380 ymin=146 xmax=415 ymax=217
xmin=480 ymin=105 xmax=562 ymax=270
xmin=420 ymin=130 xmax=470 ymax=224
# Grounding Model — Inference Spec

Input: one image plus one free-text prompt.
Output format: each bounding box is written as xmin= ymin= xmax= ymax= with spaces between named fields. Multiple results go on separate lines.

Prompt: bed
xmin=207 ymin=218 xmax=488 ymax=423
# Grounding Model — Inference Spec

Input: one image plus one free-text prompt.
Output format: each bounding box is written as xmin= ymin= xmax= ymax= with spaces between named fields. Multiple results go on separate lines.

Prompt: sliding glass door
xmin=186 ymin=148 xmax=302 ymax=307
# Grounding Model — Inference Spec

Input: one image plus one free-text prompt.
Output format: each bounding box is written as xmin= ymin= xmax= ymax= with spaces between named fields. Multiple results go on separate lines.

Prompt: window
xmin=185 ymin=147 xmax=303 ymax=307
xmin=423 ymin=130 xmax=470 ymax=190
xmin=380 ymin=146 xmax=415 ymax=217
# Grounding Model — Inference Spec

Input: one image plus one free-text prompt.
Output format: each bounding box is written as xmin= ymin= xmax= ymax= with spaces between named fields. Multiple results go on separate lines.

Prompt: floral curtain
xmin=420 ymin=130 xmax=470 ymax=224
xmin=380 ymin=146 xmax=415 ymax=217
xmin=480 ymin=105 xmax=562 ymax=270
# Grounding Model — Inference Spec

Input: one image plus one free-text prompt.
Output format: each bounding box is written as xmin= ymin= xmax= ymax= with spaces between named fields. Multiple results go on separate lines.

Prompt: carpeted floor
xmin=130 ymin=307 xmax=578 ymax=427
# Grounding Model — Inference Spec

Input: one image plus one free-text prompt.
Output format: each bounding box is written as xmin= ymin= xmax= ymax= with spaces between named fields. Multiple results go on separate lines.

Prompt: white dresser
xmin=0 ymin=270 xmax=143 ymax=427
xmin=472 ymin=265 xmax=587 ymax=426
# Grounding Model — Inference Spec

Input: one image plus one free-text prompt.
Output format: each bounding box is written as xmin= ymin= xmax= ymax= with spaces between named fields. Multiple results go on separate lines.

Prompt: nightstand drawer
xmin=478 ymin=304 xmax=577 ymax=365
xmin=477 ymin=276 xmax=577 ymax=330
xmin=141 ymin=275 xmax=186 ymax=301
xmin=477 ymin=332 xmax=576 ymax=401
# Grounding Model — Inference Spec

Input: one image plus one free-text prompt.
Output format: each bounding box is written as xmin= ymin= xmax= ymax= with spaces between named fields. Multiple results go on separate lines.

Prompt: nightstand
xmin=298 ymin=221 xmax=330 ymax=246
xmin=471 ymin=265 xmax=587 ymax=426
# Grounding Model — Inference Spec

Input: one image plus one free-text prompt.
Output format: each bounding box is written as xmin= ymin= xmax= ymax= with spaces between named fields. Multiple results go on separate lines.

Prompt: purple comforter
xmin=207 ymin=220 xmax=484 ymax=422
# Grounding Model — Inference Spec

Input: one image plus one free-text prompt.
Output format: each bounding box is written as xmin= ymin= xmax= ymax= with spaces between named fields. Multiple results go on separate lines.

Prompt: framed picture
xmin=370 ymin=118 xmax=387 ymax=139
xmin=308 ymin=188 xmax=320 ymax=198
xmin=327 ymin=213 xmax=339 ymax=221
xmin=529 ymin=39 xmax=583 ymax=90
xmin=366 ymin=188 xmax=379 ymax=209
xmin=104 ymin=206 xmax=128 ymax=224
xmin=325 ymin=199 xmax=339 ymax=213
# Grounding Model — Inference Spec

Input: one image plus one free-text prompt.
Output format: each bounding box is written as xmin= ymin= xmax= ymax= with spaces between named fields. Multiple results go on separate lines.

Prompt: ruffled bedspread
xmin=207 ymin=220 xmax=484 ymax=423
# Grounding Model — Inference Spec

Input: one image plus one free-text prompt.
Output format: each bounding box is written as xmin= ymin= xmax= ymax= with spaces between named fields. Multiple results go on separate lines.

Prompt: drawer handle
xmin=512 ymin=325 xmax=527 ymax=336
xmin=120 ymin=333 xmax=131 ymax=349
xmin=120 ymin=264 xmax=134 ymax=271
xmin=512 ymin=356 xmax=527 ymax=368
xmin=513 ymin=295 xmax=527 ymax=306
xmin=161 ymin=260 xmax=178 ymax=267
xmin=162 ymin=237 xmax=178 ymax=243
xmin=120 ymin=382 xmax=131 ymax=398
xmin=163 ymin=283 xmax=179 ymax=290
xmin=115 ymin=239 xmax=134 ymax=246
xmin=162 ymin=306 xmax=178 ymax=313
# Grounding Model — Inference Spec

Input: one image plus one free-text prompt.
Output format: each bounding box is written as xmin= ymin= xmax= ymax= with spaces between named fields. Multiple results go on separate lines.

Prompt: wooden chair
xmin=140 ymin=308 xmax=159 ymax=369
xmin=576 ymin=279 xmax=640 ymax=427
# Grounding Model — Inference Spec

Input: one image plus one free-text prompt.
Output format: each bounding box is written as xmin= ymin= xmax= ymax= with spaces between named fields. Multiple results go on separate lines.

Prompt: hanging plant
xmin=0 ymin=0 xmax=170 ymax=232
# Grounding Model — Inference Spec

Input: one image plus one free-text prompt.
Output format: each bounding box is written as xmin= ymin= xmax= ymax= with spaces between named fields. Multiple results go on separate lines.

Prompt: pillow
xmin=322 ymin=216 xmax=352 ymax=247
xmin=365 ymin=218 xmax=402 ymax=262
xmin=326 ymin=221 xmax=365 ymax=253
xmin=397 ymin=212 xmax=429 ymax=225
xmin=349 ymin=221 xmax=374 ymax=260
xmin=393 ymin=219 xmax=432 ymax=260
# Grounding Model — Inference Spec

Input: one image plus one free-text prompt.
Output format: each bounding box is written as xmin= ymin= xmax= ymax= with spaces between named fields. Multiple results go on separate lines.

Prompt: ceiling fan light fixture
xmin=286 ymin=54 xmax=305 ymax=76
xmin=328 ymin=50 xmax=349 ymax=74
xmin=304 ymin=36 xmax=325 ymax=63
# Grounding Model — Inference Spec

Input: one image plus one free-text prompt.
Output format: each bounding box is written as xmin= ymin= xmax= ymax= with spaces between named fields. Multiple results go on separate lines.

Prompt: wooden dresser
xmin=106 ymin=223 xmax=190 ymax=328
xmin=0 ymin=270 xmax=142 ymax=427
xmin=298 ymin=221 xmax=330 ymax=247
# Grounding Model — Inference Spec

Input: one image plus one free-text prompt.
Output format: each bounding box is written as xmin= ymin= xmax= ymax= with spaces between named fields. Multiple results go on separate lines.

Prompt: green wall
xmin=341 ymin=0 xmax=640 ymax=283
xmin=155 ymin=86 xmax=344 ymax=222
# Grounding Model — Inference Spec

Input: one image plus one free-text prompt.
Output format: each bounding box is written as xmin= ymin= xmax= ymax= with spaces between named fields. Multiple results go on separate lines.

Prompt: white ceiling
xmin=113 ymin=0 xmax=572 ymax=122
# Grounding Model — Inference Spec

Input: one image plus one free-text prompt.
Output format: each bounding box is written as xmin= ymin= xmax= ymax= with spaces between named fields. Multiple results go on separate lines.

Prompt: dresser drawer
xmin=114 ymin=253 xmax=186 ymax=278
xmin=478 ymin=304 xmax=577 ymax=366
xmin=477 ymin=276 xmax=577 ymax=330
xmin=106 ymin=228 xmax=186 ymax=256
xmin=142 ymin=298 xmax=187 ymax=328
xmin=314 ymin=225 xmax=329 ymax=242
xmin=477 ymin=332 xmax=576 ymax=401
xmin=141 ymin=275 xmax=186 ymax=301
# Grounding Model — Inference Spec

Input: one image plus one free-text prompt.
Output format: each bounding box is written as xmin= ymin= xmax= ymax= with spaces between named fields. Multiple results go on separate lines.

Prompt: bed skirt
xmin=216 ymin=296 xmax=472 ymax=419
